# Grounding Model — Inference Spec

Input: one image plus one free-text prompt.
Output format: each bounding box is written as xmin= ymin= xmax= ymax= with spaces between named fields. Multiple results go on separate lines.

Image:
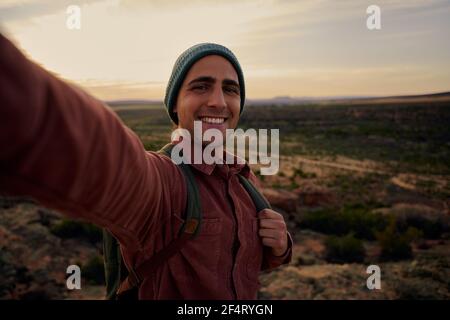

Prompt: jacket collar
xmin=168 ymin=141 xmax=251 ymax=178
xmin=189 ymin=149 xmax=251 ymax=179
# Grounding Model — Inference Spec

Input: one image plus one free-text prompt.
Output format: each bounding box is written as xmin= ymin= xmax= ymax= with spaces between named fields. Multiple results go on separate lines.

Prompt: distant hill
xmin=338 ymin=91 xmax=450 ymax=105
xmin=246 ymin=91 xmax=450 ymax=106
xmin=103 ymin=91 xmax=450 ymax=107
xmin=104 ymin=99 xmax=163 ymax=106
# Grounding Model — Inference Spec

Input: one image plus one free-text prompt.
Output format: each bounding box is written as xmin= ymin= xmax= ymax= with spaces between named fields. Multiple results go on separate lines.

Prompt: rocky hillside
xmin=1 ymin=164 xmax=449 ymax=300
xmin=0 ymin=198 xmax=105 ymax=299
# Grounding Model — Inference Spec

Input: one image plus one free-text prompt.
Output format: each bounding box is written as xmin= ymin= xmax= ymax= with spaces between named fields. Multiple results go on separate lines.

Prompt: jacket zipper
xmin=224 ymin=179 xmax=238 ymax=300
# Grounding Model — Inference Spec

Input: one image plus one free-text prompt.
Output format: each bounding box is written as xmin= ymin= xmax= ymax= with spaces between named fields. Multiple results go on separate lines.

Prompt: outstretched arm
xmin=0 ymin=33 xmax=183 ymax=251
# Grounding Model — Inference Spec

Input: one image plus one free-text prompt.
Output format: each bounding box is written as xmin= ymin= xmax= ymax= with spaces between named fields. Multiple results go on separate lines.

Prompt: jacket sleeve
xmin=0 ymin=33 xmax=183 ymax=252
xmin=261 ymin=232 xmax=293 ymax=270
xmin=246 ymin=169 xmax=293 ymax=270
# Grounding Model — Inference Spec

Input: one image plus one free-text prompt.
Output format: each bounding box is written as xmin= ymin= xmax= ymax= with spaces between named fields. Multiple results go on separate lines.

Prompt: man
xmin=0 ymin=33 xmax=292 ymax=299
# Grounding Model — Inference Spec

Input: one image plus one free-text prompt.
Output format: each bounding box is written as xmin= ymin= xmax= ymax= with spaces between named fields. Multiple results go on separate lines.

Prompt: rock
xmin=293 ymin=184 xmax=335 ymax=207
xmin=0 ymin=202 xmax=104 ymax=299
xmin=373 ymin=203 xmax=449 ymax=227
xmin=261 ymin=188 xmax=298 ymax=213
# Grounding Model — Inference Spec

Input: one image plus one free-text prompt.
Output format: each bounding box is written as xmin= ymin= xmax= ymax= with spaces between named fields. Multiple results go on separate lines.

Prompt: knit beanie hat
xmin=164 ymin=43 xmax=245 ymax=124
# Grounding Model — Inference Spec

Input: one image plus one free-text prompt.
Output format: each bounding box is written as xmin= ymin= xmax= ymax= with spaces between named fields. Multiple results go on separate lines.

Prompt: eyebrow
xmin=188 ymin=76 xmax=240 ymax=89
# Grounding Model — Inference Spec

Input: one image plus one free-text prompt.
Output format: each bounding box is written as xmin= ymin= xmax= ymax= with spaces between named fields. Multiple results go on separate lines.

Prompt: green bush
xmin=82 ymin=255 xmax=105 ymax=285
xmin=288 ymin=180 xmax=300 ymax=190
xmin=300 ymin=204 xmax=388 ymax=240
xmin=254 ymin=168 xmax=265 ymax=182
xmin=324 ymin=233 xmax=365 ymax=263
xmin=394 ymin=278 xmax=445 ymax=300
xmin=143 ymin=140 xmax=166 ymax=151
xmin=397 ymin=215 xmax=448 ymax=239
xmin=50 ymin=219 xmax=102 ymax=244
xmin=292 ymin=167 xmax=316 ymax=179
xmin=271 ymin=182 xmax=283 ymax=189
xmin=375 ymin=217 xmax=422 ymax=261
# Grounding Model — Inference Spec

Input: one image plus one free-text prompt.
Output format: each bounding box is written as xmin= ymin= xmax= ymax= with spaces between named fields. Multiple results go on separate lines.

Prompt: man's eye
xmin=224 ymin=86 xmax=239 ymax=95
xmin=192 ymin=84 xmax=208 ymax=91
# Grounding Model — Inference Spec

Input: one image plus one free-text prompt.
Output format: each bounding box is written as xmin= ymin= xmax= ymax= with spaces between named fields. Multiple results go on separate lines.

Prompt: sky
xmin=1 ymin=0 xmax=449 ymax=100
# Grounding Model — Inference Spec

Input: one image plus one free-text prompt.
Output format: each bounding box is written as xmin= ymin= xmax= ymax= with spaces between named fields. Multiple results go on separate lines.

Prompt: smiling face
xmin=173 ymin=55 xmax=241 ymax=145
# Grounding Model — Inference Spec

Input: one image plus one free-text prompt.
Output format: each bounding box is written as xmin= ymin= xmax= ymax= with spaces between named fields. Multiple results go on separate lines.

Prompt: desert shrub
xmin=142 ymin=140 xmax=166 ymax=151
xmin=288 ymin=181 xmax=300 ymax=190
xmin=324 ymin=233 xmax=365 ymax=263
xmin=396 ymin=214 xmax=448 ymax=240
xmin=384 ymin=203 xmax=449 ymax=239
xmin=300 ymin=204 xmax=388 ymax=240
xmin=0 ymin=196 xmax=34 ymax=209
xmin=82 ymin=255 xmax=105 ymax=285
xmin=292 ymin=167 xmax=316 ymax=179
xmin=394 ymin=278 xmax=446 ymax=300
xmin=375 ymin=217 xmax=422 ymax=261
xmin=0 ymin=196 xmax=16 ymax=209
xmin=50 ymin=219 xmax=102 ymax=244
xmin=254 ymin=168 xmax=265 ymax=182
xmin=0 ymin=251 xmax=17 ymax=298
xmin=271 ymin=182 xmax=283 ymax=189
xmin=405 ymin=217 xmax=446 ymax=239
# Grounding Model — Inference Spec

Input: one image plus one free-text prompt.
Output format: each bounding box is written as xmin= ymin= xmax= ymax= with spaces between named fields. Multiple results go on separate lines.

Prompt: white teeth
xmin=200 ymin=117 xmax=225 ymax=124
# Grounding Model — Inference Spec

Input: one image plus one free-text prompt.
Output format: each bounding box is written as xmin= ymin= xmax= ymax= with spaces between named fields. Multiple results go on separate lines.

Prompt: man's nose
xmin=207 ymin=86 xmax=227 ymax=109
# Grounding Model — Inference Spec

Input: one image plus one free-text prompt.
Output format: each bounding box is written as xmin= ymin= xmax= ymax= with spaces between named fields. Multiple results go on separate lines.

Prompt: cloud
xmin=1 ymin=0 xmax=448 ymax=98
xmin=0 ymin=0 xmax=106 ymax=22
xmin=77 ymin=79 xmax=165 ymax=100
xmin=119 ymin=0 xmax=243 ymax=9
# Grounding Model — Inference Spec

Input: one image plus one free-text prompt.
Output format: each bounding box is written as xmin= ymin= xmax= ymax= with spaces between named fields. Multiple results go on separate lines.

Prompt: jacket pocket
xmin=171 ymin=213 xmax=222 ymax=236
xmin=169 ymin=213 xmax=223 ymax=284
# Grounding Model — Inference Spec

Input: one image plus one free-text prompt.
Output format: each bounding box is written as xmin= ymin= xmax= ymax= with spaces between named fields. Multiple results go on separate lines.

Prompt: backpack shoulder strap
xmin=105 ymin=144 xmax=268 ymax=299
xmin=113 ymin=143 xmax=202 ymax=298
xmin=158 ymin=143 xmax=202 ymax=237
xmin=103 ymin=229 xmax=128 ymax=300
xmin=237 ymin=173 xmax=271 ymax=212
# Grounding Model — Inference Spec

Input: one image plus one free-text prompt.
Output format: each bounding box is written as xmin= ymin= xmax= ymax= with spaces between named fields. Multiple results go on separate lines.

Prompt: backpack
xmin=102 ymin=143 xmax=271 ymax=300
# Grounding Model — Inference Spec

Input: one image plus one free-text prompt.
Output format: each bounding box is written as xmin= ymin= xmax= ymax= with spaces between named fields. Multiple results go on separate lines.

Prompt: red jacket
xmin=0 ymin=34 xmax=292 ymax=300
